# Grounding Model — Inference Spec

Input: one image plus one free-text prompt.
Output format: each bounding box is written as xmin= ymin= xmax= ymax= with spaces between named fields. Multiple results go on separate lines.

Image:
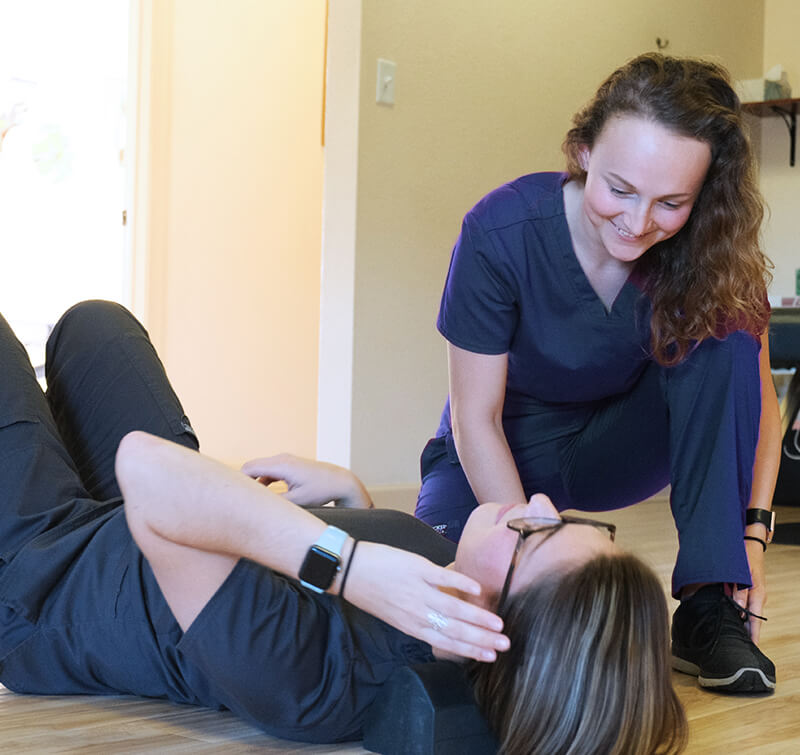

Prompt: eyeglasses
xmin=496 ymin=515 xmax=617 ymax=614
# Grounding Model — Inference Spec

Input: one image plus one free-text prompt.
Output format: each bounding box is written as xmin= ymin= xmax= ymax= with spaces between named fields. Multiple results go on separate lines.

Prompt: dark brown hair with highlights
xmin=564 ymin=53 xmax=771 ymax=365
xmin=470 ymin=553 xmax=687 ymax=755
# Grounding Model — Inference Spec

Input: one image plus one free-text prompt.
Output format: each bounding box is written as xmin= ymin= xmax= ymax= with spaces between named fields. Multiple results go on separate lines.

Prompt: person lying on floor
xmin=0 ymin=301 xmax=686 ymax=754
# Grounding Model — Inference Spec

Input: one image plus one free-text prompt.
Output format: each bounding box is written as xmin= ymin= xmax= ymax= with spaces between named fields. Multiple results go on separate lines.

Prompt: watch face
xmin=299 ymin=546 xmax=340 ymax=592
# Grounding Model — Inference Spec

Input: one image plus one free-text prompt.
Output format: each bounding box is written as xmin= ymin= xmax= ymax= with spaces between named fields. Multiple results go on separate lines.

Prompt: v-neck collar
xmin=556 ymin=176 xmax=637 ymax=319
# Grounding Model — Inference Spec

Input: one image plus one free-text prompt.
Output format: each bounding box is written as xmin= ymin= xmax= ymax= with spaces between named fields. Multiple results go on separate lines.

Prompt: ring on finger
xmin=426 ymin=610 xmax=449 ymax=632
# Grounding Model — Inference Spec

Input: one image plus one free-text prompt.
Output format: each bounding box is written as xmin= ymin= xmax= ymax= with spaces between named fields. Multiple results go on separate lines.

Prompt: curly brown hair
xmin=563 ymin=53 xmax=771 ymax=365
xmin=470 ymin=553 xmax=687 ymax=755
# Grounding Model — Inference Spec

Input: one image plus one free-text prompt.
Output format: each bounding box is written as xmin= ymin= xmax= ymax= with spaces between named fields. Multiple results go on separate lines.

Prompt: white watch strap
xmin=314 ymin=525 xmax=348 ymax=557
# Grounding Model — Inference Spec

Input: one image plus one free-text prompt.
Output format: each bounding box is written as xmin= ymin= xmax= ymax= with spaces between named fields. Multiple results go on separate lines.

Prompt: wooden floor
xmin=0 ymin=498 xmax=797 ymax=754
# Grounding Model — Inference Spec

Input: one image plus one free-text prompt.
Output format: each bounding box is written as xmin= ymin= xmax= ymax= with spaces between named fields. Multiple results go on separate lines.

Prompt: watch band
xmin=745 ymin=508 xmax=775 ymax=544
xmin=314 ymin=525 xmax=349 ymax=556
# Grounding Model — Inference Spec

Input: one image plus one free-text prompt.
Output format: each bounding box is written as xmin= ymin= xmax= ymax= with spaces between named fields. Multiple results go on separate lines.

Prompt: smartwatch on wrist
xmin=299 ymin=526 xmax=349 ymax=593
xmin=745 ymin=508 xmax=776 ymax=544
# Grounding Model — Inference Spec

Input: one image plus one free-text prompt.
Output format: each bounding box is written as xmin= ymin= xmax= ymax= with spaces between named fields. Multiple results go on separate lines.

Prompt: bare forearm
xmin=447 ymin=345 xmax=526 ymax=506
xmin=748 ymin=334 xmax=782 ymax=516
xmin=749 ymin=386 xmax=781 ymax=513
xmin=117 ymin=431 xmax=337 ymax=586
xmin=737 ymin=339 xmax=781 ymax=642
xmin=453 ymin=418 xmax=526 ymax=505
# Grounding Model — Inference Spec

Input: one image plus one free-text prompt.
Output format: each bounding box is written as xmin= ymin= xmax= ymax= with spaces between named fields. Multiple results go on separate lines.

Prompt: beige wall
xmin=131 ymin=0 xmax=781 ymax=488
xmin=760 ymin=0 xmax=800 ymax=301
xmin=332 ymin=0 xmax=766 ymax=487
xmin=133 ymin=0 xmax=325 ymax=465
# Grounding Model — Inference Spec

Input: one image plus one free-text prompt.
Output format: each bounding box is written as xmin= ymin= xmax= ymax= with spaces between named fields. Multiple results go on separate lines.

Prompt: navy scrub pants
xmin=416 ymin=331 xmax=762 ymax=596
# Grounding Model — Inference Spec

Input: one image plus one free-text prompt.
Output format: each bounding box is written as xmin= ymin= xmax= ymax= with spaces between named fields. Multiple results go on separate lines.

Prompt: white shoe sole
xmin=672 ymin=655 xmax=776 ymax=691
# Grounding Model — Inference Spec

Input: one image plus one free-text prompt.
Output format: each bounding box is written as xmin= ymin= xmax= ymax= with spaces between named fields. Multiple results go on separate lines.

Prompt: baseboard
xmin=646 ymin=486 xmax=671 ymax=504
xmin=368 ymin=484 xmax=420 ymax=515
xmin=366 ymin=485 xmax=671 ymax=517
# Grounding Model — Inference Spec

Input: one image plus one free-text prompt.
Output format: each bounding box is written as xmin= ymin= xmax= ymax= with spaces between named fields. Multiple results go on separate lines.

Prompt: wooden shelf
xmin=742 ymin=97 xmax=799 ymax=166
xmin=742 ymin=97 xmax=798 ymax=117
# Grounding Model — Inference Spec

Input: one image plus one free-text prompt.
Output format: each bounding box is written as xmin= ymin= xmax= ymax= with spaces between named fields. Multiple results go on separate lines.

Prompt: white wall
xmin=317 ymin=0 xmax=361 ymax=469
xmin=760 ymin=0 xmax=800 ymax=302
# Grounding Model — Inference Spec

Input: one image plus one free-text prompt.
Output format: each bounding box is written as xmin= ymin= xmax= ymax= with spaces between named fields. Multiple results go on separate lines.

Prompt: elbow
xmin=451 ymin=407 xmax=503 ymax=456
xmin=450 ymin=412 xmax=470 ymax=455
xmin=116 ymin=431 xmax=163 ymax=539
xmin=115 ymin=431 xmax=158 ymax=495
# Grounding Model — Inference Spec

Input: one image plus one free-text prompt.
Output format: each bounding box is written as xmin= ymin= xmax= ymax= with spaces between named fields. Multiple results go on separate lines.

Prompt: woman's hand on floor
xmin=342 ymin=541 xmax=509 ymax=663
xmin=241 ymin=454 xmax=374 ymax=509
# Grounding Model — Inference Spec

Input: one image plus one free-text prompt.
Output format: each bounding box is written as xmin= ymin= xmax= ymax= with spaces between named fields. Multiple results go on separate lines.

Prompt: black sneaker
xmin=671 ymin=584 xmax=776 ymax=693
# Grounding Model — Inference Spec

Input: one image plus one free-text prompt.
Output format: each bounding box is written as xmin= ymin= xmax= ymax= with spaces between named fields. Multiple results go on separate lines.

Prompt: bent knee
xmin=56 ymin=299 xmax=135 ymax=332
xmin=48 ymin=300 xmax=143 ymax=357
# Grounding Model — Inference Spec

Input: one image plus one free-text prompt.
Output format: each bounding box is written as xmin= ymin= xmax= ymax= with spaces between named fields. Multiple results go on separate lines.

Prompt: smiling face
xmin=576 ymin=115 xmax=712 ymax=264
xmin=454 ymin=495 xmax=617 ymax=610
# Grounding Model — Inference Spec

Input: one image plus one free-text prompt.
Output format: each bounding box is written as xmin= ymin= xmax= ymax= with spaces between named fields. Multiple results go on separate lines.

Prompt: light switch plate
xmin=376 ymin=59 xmax=396 ymax=105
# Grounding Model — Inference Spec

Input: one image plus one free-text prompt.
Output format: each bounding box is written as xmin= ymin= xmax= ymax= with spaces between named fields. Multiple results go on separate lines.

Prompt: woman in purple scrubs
xmin=415 ymin=53 xmax=781 ymax=695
